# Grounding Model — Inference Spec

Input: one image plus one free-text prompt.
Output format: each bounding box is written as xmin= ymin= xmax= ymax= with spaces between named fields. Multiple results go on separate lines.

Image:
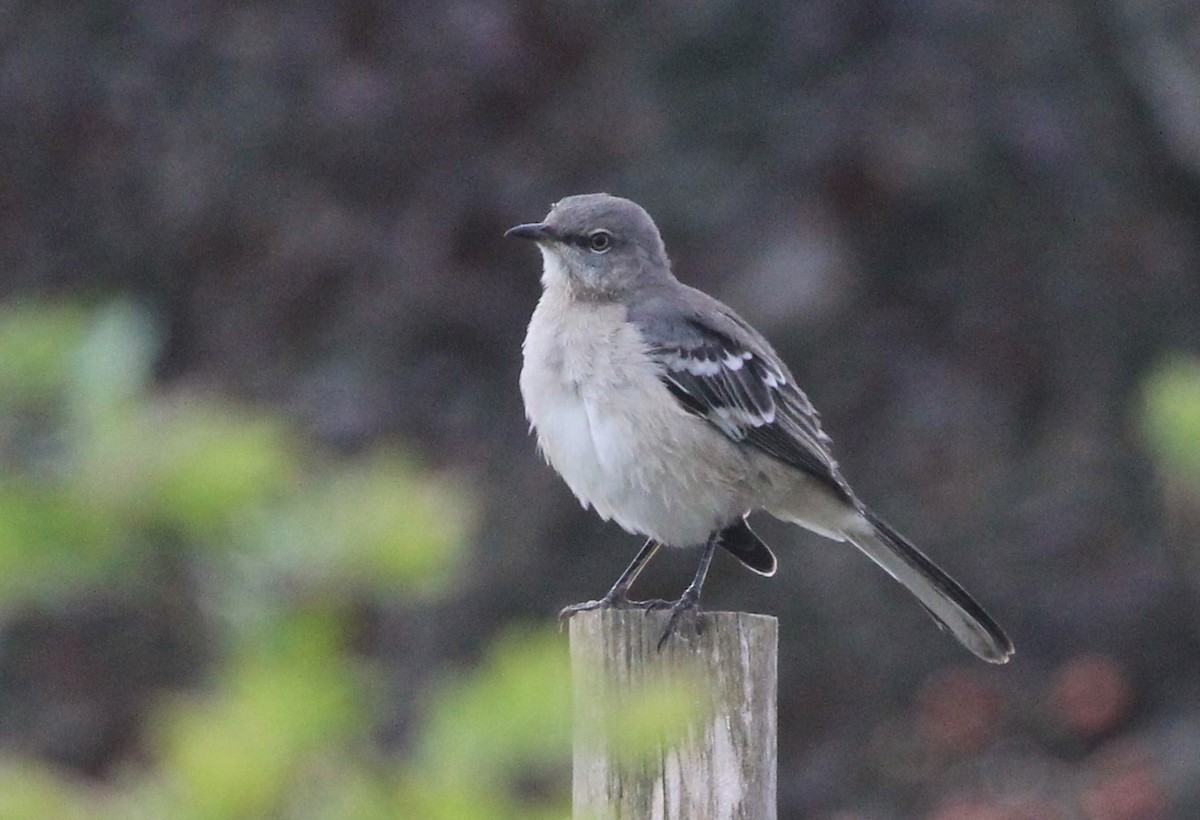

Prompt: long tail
xmin=842 ymin=508 xmax=1014 ymax=664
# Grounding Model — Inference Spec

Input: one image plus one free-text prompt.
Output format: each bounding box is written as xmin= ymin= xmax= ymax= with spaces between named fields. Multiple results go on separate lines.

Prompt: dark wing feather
xmin=646 ymin=313 xmax=852 ymax=502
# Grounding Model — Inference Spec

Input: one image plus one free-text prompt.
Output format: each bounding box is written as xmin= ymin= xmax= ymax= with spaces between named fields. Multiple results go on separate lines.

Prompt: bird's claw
xmin=556 ymin=594 xmax=638 ymax=624
xmin=557 ymin=597 xmax=615 ymax=625
xmin=557 ymin=591 xmax=704 ymax=649
xmin=655 ymin=590 xmax=703 ymax=651
xmin=557 ymin=595 xmax=692 ymax=632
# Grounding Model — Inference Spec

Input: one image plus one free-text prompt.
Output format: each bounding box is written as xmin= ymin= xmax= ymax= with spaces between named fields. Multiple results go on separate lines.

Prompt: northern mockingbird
xmin=506 ymin=193 xmax=1013 ymax=663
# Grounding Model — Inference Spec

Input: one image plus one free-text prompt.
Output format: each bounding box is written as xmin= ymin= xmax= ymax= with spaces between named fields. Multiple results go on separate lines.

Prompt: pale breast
xmin=520 ymin=293 xmax=757 ymax=546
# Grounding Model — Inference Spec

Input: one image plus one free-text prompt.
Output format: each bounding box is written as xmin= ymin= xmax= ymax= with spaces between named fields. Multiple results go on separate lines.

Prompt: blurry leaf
xmin=320 ymin=457 xmax=472 ymax=591
xmin=149 ymin=611 xmax=363 ymax=819
xmin=68 ymin=301 xmax=160 ymax=426
xmin=0 ymin=302 xmax=88 ymax=404
xmin=280 ymin=763 xmax=399 ymax=820
xmin=254 ymin=455 xmax=473 ymax=595
xmin=0 ymin=758 xmax=92 ymax=820
xmin=148 ymin=402 xmax=299 ymax=538
xmin=407 ymin=625 xmax=571 ymax=817
xmin=1143 ymin=356 xmax=1200 ymax=485
xmin=393 ymin=772 xmax=518 ymax=820
xmin=574 ymin=657 xmax=709 ymax=767
xmin=606 ymin=671 xmax=707 ymax=763
xmin=0 ymin=482 xmax=122 ymax=606
xmin=76 ymin=399 xmax=299 ymax=540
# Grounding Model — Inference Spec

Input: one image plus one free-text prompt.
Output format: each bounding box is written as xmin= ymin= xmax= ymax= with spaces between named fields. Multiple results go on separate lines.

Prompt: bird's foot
xmin=656 ymin=588 xmax=703 ymax=651
xmin=557 ymin=597 xmax=612 ymax=625
xmin=558 ymin=595 xmax=676 ymax=627
xmin=558 ymin=593 xmax=633 ymax=624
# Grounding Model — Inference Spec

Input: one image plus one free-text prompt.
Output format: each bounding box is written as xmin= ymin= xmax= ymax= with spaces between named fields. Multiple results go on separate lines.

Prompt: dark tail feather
xmin=848 ymin=508 xmax=1014 ymax=664
xmin=718 ymin=517 xmax=777 ymax=576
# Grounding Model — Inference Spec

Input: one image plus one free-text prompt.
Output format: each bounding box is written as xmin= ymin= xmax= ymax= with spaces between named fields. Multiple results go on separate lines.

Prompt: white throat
xmin=538 ymin=245 xmax=572 ymax=291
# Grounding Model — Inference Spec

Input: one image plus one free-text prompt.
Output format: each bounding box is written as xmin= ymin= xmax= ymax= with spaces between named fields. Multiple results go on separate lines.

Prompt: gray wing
xmin=630 ymin=287 xmax=852 ymax=501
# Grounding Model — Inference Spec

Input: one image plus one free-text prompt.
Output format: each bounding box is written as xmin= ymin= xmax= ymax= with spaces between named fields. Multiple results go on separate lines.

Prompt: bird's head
xmin=505 ymin=193 xmax=671 ymax=298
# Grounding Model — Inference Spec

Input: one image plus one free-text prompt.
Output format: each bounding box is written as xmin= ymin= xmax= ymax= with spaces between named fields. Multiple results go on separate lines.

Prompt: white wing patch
xmin=659 ymin=343 xmax=779 ymax=435
xmin=647 ymin=321 xmax=846 ymax=495
xmin=723 ymin=350 xmax=753 ymax=371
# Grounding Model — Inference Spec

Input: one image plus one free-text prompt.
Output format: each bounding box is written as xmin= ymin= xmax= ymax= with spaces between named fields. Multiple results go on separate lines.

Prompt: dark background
xmin=4 ymin=1 xmax=1200 ymax=817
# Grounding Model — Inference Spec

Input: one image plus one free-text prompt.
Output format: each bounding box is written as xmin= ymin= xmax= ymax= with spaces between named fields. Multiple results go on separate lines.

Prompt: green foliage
xmin=0 ymin=482 xmax=124 ymax=602
xmin=147 ymin=612 xmax=365 ymax=820
xmin=0 ymin=301 xmax=570 ymax=819
xmin=0 ymin=301 xmax=89 ymax=406
xmin=253 ymin=454 xmax=474 ymax=596
xmin=1142 ymin=356 xmax=1200 ymax=486
xmin=76 ymin=398 xmax=300 ymax=542
xmin=405 ymin=626 xmax=572 ymax=818
xmin=0 ymin=758 xmax=94 ymax=820
xmin=68 ymin=300 xmax=161 ymax=424
xmin=573 ymin=657 xmax=709 ymax=769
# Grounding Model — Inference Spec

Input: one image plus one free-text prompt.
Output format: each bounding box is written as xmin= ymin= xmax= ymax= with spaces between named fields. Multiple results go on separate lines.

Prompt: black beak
xmin=504 ymin=222 xmax=552 ymax=242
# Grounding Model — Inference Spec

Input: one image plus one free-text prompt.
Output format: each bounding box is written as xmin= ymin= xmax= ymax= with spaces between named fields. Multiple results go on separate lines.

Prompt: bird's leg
xmin=656 ymin=531 xmax=719 ymax=651
xmin=558 ymin=538 xmax=666 ymax=621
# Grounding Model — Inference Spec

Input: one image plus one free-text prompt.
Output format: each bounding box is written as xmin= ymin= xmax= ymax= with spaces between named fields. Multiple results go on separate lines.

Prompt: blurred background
xmin=2 ymin=1 xmax=1200 ymax=817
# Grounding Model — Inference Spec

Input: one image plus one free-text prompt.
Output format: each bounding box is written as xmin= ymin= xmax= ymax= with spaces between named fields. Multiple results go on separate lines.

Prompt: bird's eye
xmin=588 ymin=230 xmax=613 ymax=253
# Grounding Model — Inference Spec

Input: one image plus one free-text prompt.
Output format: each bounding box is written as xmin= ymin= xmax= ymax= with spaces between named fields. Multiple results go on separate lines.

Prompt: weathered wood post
xmin=569 ymin=609 xmax=777 ymax=819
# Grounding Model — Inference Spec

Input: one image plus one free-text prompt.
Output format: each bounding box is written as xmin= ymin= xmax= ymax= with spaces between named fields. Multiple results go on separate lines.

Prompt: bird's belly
xmin=522 ymin=366 xmax=752 ymax=547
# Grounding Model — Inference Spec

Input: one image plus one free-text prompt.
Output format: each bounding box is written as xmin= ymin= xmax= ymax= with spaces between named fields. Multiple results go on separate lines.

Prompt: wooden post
xmin=569 ymin=609 xmax=777 ymax=820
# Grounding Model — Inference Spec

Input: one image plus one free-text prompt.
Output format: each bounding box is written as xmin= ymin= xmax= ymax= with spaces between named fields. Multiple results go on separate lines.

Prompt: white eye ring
xmin=588 ymin=230 xmax=613 ymax=253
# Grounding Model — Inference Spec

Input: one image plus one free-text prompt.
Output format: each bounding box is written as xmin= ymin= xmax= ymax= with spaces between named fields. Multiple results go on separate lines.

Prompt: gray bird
xmin=506 ymin=193 xmax=1013 ymax=663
